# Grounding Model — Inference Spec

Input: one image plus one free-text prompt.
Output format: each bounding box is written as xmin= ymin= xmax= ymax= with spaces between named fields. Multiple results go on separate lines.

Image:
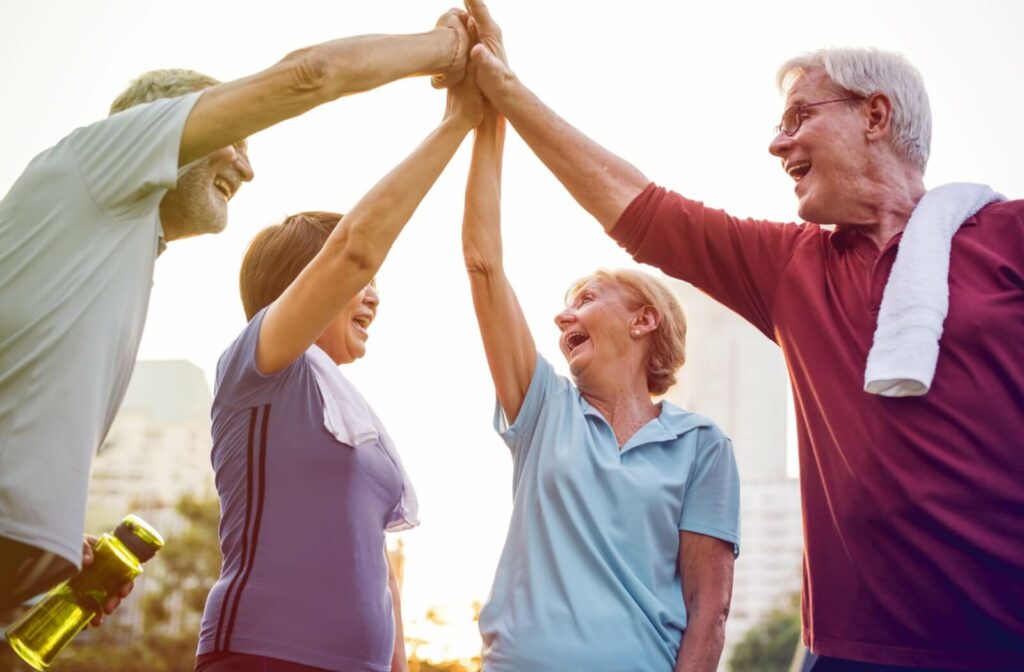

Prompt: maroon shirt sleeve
xmin=611 ymin=183 xmax=805 ymax=340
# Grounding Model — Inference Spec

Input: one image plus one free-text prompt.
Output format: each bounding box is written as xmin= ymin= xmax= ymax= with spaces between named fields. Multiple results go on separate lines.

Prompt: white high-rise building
xmin=87 ymin=360 xmax=215 ymax=530
xmin=83 ymin=360 xmax=216 ymax=638
xmin=662 ymin=279 xmax=803 ymax=666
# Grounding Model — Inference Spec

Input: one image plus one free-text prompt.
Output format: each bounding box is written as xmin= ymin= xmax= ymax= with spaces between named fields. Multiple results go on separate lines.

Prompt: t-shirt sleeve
xmin=492 ymin=353 xmax=569 ymax=462
xmin=67 ymin=92 xmax=201 ymax=220
xmin=214 ymin=307 xmax=304 ymax=408
xmin=611 ymin=183 xmax=805 ymax=340
xmin=679 ymin=435 xmax=741 ymax=557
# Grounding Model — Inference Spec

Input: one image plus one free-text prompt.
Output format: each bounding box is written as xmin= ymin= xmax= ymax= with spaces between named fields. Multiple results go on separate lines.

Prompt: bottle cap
xmin=113 ymin=514 xmax=165 ymax=563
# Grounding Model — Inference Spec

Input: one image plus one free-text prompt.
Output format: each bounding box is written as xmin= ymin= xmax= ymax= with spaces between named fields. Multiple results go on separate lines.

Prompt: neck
xmin=580 ymin=372 xmax=659 ymax=448
xmin=840 ymin=160 xmax=926 ymax=249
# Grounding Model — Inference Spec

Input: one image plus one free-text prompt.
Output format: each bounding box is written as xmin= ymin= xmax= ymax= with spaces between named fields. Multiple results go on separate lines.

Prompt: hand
xmin=431 ymin=8 xmax=471 ymax=89
xmin=465 ymin=0 xmax=507 ymax=65
xmin=464 ymin=0 xmax=513 ymax=99
xmin=81 ymin=534 xmax=134 ymax=627
xmin=444 ymin=60 xmax=485 ymax=130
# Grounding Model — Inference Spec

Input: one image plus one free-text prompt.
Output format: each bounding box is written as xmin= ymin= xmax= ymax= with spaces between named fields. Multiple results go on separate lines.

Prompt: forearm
xmin=258 ymin=115 xmax=470 ymax=373
xmin=463 ymin=113 xmax=535 ymax=422
xmin=482 ymin=74 xmax=649 ymax=231
xmin=675 ymin=606 xmax=728 ymax=672
xmin=463 ymin=113 xmax=507 ymax=274
xmin=181 ymin=29 xmax=459 ymax=165
xmin=329 ymin=115 xmax=471 ymax=275
xmin=390 ymin=576 xmax=407 ymax=672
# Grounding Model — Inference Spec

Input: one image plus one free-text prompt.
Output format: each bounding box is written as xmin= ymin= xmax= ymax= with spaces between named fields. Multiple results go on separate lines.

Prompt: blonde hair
xmin=776 ymin=48 xmax=931 ymax=172
xmin=109 ymin=68 xmax=220 ymax=116
xmin=566 ymin=269 xmax=687 ymax=396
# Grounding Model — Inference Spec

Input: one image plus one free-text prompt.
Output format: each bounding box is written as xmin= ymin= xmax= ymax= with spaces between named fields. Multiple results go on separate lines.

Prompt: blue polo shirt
xmin=479 ymin=354 xmax=740 ymax=672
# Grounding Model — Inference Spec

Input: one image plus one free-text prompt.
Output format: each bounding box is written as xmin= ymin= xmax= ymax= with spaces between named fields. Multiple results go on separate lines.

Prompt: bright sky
xmin=3 ymin=0 xmax=1022 ymax=656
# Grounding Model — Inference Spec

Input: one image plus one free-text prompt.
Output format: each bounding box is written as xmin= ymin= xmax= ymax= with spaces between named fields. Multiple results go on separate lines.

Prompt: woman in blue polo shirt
xmin=460 ymin=108 xmax=740 ymax=669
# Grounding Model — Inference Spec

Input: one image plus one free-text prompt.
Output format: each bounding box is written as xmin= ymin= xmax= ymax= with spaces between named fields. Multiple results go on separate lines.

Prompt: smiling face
xmin=159 ymin=141 xmax=254 ymax=241
xmin=768 ymin=69 xmax=872 ymax=224
xmin=554 ymin=278 xmax=643 ymax=387
xmin=316 ymin=283 xmax=379 ymax=365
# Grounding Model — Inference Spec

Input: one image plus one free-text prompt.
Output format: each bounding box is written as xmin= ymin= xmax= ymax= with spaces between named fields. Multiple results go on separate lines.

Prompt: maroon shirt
xmin=612 ymin=184 xmax=1024 ymax=669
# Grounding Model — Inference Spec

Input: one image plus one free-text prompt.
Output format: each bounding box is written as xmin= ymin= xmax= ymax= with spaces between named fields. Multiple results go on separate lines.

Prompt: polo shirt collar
xmin=578 ymin=393 xmax=714 ymax=454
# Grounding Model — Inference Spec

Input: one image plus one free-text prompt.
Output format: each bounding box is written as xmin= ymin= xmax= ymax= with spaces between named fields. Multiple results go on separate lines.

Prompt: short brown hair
xmin=109 ymin=68 xmax=220 ymax=116
xmin=239 ymin=211 xmax=342 ymax=321
xmin=566 ymin=269 xmax=687 ymax=396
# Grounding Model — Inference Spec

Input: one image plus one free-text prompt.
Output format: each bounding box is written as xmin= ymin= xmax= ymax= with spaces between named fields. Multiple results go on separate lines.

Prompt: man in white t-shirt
xmin=0 ymin=10 xmax=471 ymax=613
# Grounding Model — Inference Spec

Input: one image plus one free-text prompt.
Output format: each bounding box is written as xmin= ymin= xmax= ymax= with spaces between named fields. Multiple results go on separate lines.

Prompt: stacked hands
xmin=433 ymin=0 xmax=510 ymax=128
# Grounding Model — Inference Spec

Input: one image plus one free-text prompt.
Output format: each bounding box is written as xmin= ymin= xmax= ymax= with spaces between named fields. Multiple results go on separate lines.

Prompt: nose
xmin=234 ymin=143 xmax=255 ymax=183
xmin=768 ymin=130 xmax=793 ymax=158
xmin=554 ymin=308 xmax=575 ymax=331
xmin=363 ymin=284 xmax=380 ymax=308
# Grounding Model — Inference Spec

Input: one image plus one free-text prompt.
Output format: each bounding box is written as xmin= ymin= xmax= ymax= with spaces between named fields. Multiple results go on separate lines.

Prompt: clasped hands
xmin=432 ymin=0 xmax=511 ymax=128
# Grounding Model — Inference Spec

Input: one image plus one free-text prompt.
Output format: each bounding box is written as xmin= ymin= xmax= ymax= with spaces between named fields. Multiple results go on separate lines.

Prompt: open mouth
xmin=565 ymin=331 xmax=590 ymax=354
xmin=213 ymin=178 xmax=233 ymax=200
xmin=352 ymin=314 xmax=373 ymax=335
xmin=786 ymin=161 xmax=811 ymax=183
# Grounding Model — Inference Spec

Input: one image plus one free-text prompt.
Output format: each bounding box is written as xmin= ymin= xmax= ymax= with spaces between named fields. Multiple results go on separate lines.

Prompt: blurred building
xmin=663 ymin=279 xmax=803 ymax=667
xmin=84 ymin=360 xmax=216 ymax=639
xmin=87 ymin=360 xmax=215 ymax=530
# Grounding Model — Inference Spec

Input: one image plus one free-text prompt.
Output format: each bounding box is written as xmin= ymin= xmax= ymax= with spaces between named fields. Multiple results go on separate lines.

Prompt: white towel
xmin=864 ymin=182 xmax=1005 ymax=397
xmin=306 ymin=345 xmax=420 ymax=531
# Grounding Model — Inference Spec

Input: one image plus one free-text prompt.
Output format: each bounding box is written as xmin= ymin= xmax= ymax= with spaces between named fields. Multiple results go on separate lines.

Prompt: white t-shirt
xmin=0 ymin=92 xmax=201 ymax=567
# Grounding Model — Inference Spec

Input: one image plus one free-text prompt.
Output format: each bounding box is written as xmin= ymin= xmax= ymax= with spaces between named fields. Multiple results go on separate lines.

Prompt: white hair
xmin=109 ymin=69 xmax=220 ymax=116
xmin=776 ymin=48 xmax=931 ymax=172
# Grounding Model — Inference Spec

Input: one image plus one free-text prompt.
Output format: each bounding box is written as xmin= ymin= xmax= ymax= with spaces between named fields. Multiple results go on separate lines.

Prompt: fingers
xmin=81 ymin=534 xmax=97 ymax=566
xmin=464 ymin=0 xmax=497 ymax=31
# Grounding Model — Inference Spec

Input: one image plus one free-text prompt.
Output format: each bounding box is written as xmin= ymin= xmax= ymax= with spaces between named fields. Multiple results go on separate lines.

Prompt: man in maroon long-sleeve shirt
xmin=464 ymin=2 xmax=1023 ymax=670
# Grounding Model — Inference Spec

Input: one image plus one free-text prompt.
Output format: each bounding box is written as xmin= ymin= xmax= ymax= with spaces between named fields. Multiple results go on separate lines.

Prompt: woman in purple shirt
xmin=194 ymin=61 xmax=483 ymax=672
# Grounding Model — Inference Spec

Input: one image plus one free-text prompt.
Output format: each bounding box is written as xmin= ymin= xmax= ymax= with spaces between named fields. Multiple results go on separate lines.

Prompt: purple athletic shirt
xmin=197 ymin=308 xmax=404 ymax=672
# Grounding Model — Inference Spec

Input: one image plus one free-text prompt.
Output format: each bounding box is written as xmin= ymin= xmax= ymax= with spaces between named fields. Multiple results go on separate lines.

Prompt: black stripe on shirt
xmin=214 ymin=406 xmax=258 ymax=651
xmin=222 ymin=403 xmax=271 ymax=650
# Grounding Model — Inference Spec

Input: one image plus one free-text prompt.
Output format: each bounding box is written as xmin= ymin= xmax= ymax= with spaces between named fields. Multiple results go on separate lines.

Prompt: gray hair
xmin=776 ymin=48 xmax=931 ymax=172
xmin=109 ymin=68 xmax=220 ymax=116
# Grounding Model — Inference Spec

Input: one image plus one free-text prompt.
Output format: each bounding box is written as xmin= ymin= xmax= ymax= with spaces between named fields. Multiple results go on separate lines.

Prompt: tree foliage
xmin=728 ymin=593 xmax=801 ymax=672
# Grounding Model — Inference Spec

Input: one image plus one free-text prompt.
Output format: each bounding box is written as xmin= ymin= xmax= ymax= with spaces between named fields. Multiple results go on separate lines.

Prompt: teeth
xmin=566 ymin=332 xmax=589 ymax=350
xmin=786 ymin=163 xmax=811 ymax=181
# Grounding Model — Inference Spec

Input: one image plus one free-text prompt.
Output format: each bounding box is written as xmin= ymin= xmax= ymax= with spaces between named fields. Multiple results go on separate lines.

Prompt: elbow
xmin=324 ymin=233 xmax=382 ymax=280
xmin=277 ymin=47 xmax=331 ymax=97
xmin=463 ymin=248 xmax=500 ymax=280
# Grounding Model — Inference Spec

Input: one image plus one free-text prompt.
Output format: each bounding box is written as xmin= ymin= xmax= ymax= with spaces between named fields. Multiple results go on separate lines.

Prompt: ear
xmin=631 ymin=305 xmax=661 ymax=337
xmin=864 ymin=92 xmax=894 ymax=142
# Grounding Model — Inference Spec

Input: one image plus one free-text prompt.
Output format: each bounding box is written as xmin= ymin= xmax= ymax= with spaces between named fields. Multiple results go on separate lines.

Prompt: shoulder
xmin=975 ymin=199 xmax=1024 ymax=225
xmin=658 ymin=402 xmax=732 ymax=448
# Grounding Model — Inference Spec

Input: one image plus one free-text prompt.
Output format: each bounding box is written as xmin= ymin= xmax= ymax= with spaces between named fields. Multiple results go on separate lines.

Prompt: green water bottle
xmin=4 ymin=514 xmax=164 ymax=671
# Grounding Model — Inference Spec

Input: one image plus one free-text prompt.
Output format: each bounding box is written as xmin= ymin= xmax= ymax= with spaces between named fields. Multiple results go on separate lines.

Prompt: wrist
xmin=429 ymin=27 xmax=460 ymax=78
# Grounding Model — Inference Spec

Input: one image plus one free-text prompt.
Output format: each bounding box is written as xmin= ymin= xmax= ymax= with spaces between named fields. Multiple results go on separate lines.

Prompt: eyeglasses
xmin=775 ymin=97 xmax=864 ymax=137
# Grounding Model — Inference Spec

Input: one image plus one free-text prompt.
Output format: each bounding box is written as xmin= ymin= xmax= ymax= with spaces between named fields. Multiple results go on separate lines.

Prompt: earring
xmin=632 ymin=329 xmax=640 ymax=337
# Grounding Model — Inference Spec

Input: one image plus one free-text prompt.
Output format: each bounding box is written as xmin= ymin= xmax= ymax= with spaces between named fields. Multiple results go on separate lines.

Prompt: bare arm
xmin=257 ymin=74 xmax=483 ymax=374
xmin=463 ymin=105 xmax=537 ymax=423
xmin=676 ymin=531 xmax=735 ymax=672
xmin=179 ymin=11 xmax=470 ymax=167
xmin=464 ymin=0 xmax=649 ymax=231
xmin=387 ymin=553 xmax=407 ymax=672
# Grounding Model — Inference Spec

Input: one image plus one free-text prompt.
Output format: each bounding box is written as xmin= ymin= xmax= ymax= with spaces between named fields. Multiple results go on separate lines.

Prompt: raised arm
xmin=464 ymin=0 xmax=649 ymax=232
xmin=462 ymin=101 xmax=537 ymax=423
xmin=256 ymin=72 xmax=483 ymax=374
xmin=675 ymin=531 xmax=734 ymax=672
xmin=178 ymin=10 xmax=470 ymax=167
